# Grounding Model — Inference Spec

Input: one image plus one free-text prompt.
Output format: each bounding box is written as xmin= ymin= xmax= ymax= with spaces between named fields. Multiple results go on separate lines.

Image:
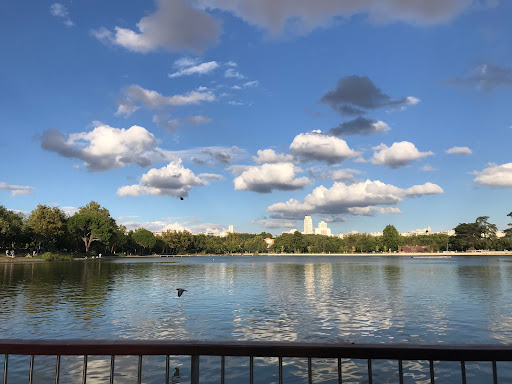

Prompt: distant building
xmin=402 ymin=226 xmax=432 ymax=237
xmin=264 ymin=238 xmax=274 ymax=247
xmin=315 ymin=220 xmax=332 ymax=236
xmin=228 ymin=225 xmax=234 ymax=233
xmin=282 ymin=229 xmax=298 ymax=235
xmin=304 ymin=216 xmax=313 ymax=234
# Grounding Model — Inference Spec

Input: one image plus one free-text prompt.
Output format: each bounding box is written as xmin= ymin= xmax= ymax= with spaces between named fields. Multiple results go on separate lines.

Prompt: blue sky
xmin=1 ymin=0 xmax=511 ymax=235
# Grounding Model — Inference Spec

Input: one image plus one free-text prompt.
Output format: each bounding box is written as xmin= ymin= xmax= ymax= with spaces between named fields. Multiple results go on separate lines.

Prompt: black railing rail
xmin=1 ymin=340 xmax=512 ymax=384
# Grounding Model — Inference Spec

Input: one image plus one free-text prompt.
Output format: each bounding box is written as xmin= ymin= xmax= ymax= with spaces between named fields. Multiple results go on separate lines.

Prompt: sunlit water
xmin=1 ymin=255 xmax=512 ymax=383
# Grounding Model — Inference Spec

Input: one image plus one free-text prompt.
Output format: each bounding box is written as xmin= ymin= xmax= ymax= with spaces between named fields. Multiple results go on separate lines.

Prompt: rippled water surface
xmin=1 ymin=255 xmax=512 ymax=383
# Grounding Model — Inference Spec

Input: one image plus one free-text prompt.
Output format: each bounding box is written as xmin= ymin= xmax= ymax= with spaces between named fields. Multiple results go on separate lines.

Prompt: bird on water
xmin=177 ymin=288 xmax=187 ymax=297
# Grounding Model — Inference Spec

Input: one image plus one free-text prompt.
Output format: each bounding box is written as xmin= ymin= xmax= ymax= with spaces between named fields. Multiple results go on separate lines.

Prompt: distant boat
xmin=411 ymin=256 xmax=452 ymax=259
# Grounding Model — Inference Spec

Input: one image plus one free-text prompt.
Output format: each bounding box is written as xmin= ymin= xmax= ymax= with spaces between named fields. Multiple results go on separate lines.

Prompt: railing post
xmin=29 ymin=355 xmax=34 ymax=384
xmin=191 ymin=355 xmax=200 ymax=384
xmin=3 ymin=354 xmax=7 ymax=384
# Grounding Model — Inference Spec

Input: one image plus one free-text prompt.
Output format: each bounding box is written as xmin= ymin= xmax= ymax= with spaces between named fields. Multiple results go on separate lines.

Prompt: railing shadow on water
xmin=1 ymin=340 xmax=512 ymax=384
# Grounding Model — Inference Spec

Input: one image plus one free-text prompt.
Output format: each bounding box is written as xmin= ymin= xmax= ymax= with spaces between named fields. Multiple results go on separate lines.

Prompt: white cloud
xmin=120 ymin=217 xmax=227 ymax=234
xmin=233 ymin=163 xmax=312 ymax=193
xmin=267 ymin=179 xmax=443 ymax=219
xmin=225 ymin=68 xmax=245 ymax=79
xmin=41 ymin=123 xmax=162 ymax=171
xmin=198 ymin=173 xmax=224 ymax=181
xmin=252 ymin=149 xmax=295 ymax=164
xmin=50 ymin=3 xmax=74 ymax=27
xmin=289 ymin=132 xmax=359 ymax=164
xmin=473 ymin=163 xmax=512 ymax=187
xmin=421 ymin=164 xmax=436 ymax=172
xmin=347 ymin=206 xmax=402 ymax=216
xmin=446 ymin=146 xmax=472 ymax=155
xmin=115 ymin=99 xmax=140 ymax=117
xmin=251 ymin=218 xmax=297 ymax=229
xmin=317 ymin=168 xmax=361 ymax=183
xmin=197 ymin=0 xmax=476 ymax=36
xmin=169 ymin=61 xmax=219 ymax=78
xmin=92 ymin=0 xmax=220 ymax=53
xmin=121 ymin=84 xmax=216 ymax=111
xmin=174 ymin=57 xmax=200 ymax=68
xmin=0 ymin=182 xmax=34 ymax=197
xmin=242 ymin=80 xmax=259 ymax=88
xmin=187 ymin=115 xmax=211 ymax=124
xmin=371 ymin=141 xmax=434 ymax=168
xmin=118 ymin=160 xmax=210 ymax=198
xmin=163 ymin=146 xmax=244 ymax=166
xmin=116 ymin=85 xmax=216 ymax=117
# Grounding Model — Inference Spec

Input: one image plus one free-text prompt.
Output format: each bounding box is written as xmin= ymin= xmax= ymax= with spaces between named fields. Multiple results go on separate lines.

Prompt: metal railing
xmin=1 ymin=339 xmax=511 ymax=383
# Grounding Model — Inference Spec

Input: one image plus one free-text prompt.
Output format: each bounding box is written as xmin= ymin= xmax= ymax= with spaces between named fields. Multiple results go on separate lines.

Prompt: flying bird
xmin=180 ymin=197 xmax=184 ymax=200
xmin=177 ymin=288 xmax=187 ymax=297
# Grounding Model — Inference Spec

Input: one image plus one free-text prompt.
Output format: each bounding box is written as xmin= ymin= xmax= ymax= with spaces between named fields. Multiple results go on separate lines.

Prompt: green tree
xmin=131 ymin=228 xmax=156 ymax=254
xmin=27 ymin=205 xmax=67 ymax=251
xmin=108 ymin=225 xmax=128 ymax=254
xmin=504 ymin=212 xmax=512 ymax=237
xmin=382 ymin=224 xmax=400 ymax=252
xmin=244 ymin=235 xmax=267 ymax=253
xmin=453 ymin=222 xmax=481 ymax=250
xmin=160 ymin=230 xmax=193 ymax=254
xmin=0 ymin=205 xmax=24 ymax=249
xmin=67 ymin=201 xmax=116 ymax=253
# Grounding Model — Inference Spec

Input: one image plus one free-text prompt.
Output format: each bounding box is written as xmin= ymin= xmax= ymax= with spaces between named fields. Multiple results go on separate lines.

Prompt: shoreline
xmin=2 ymin=250 xmax=511 ymax=263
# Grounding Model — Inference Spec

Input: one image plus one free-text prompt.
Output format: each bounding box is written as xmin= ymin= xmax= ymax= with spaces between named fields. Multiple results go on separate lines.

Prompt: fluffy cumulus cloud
xmin=267 ymin=179 xmax=444 ymax=220
xmin=116 ymin=85 xmax=216 ymax=117
xmin=449 ymin=63 xmax=512 ymax=91
xmin=50 ymin=3 xmax=74 ymax=27
xmin=328 ymin=117 xmax=390 ymax=137
xmin=169 ymin=58 xmax=219 ymax=78
xmin=118 ymin=160 xmax=212 ymax=198
xmin=320 ymin=75 xmax=420 ymax=115
xmin=371 ymin=141 xmax=434 ymax=168
xmin=289 ymin=132 xmax=359 ymax=164
xmin=252 ymin=149 xmax=295 ymax=164
xmin=40 ymin=123 xmax=162 ymax=171
xmin=473 ymin=163 xmax=512 ymax=187
xmin=196 ymin=0 xmax=477 ymax=35
xmin=92 ymin=0 xmax=220 ymax=53
xmin=446 ymin=146 xmax=472 ymax=155
xmin=0 ymin=182 xmax=34 ymax=197
xmin=233 ymin=163 xmax=312 ymax=193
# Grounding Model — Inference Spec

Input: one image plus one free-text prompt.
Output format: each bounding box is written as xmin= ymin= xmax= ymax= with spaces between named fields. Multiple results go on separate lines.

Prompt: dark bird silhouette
xmin=180 ymin=196 xmax=184 ymax=200
xmin=177 ymin=288 xmax=187 ymax=297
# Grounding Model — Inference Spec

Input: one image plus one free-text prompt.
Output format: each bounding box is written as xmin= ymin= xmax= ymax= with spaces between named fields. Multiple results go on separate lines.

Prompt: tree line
xmin=1 ymin=202 xmax=511 ymax=256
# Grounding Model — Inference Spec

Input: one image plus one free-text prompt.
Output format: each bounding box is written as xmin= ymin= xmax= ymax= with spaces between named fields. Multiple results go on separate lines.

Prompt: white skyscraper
xmin=315 ymin=221 xmax=332 ymax=236
xmin=228 ymin=225 xmax=234 ymax=233
xmin=304 ymin=215 xmax=313 ymax=234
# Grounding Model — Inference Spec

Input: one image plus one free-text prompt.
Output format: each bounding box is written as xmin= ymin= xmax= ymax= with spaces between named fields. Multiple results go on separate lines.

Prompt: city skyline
xmin=1 ymin=1 xmax=511 ymax=236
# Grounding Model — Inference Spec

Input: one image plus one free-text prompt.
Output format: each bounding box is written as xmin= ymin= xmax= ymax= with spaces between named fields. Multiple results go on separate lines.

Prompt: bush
xmin=37 ymin=252 xmax=74 ymax=261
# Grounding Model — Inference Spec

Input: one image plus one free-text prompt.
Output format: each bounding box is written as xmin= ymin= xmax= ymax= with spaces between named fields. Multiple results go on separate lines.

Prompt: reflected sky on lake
xmin=2 ymin=256 xmax=512 ymax=382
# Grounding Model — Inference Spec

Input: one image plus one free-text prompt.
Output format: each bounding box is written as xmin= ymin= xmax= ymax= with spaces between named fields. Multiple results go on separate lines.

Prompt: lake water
xmin=1 ymin=255 xmax=512 ymax=383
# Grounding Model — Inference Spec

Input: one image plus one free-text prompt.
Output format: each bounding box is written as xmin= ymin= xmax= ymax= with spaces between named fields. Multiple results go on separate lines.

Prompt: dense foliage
xmin=1 ymin=203 xmax=511 ymax=256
